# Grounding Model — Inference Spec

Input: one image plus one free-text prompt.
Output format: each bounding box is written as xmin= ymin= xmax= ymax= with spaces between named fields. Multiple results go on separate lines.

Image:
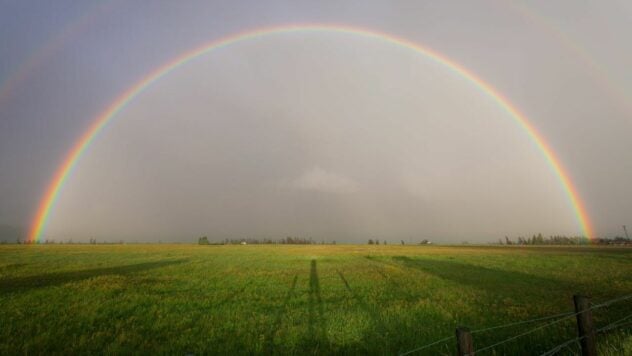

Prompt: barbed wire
xmin=597 ymin=312 xmax=632 ymax=333
xmin=540 ymin=311 xmax=632 ymax=356
xmin=590 ymin=293 xmax=632 ymax=309
xmin=540 ymin=336 xmax=584 ymax=356
xmin=398 ymin=335 xmax=454 ymax=356
xmin=469 ymin=294 xmax=632 ymax=355
xmin=399 ymin=294 xmax=632 ymax=356
xmin=471 ymin=293 xmax=632 ymax=335
xmin=559 ymin=341 xmax=580 ymax=355
xmin=471 ymin=311 xmax=575 ymax=334
xmin=466 ymin=313 xmax=577 ymax=355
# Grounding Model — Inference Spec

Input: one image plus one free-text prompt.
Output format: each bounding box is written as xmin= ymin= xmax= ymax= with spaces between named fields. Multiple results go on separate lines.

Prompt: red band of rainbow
xmin=28 ymin=24 xmax=594 ymax=242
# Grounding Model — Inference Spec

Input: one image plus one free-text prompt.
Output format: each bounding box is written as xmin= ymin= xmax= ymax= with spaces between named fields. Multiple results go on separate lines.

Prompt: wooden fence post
xmin=456 ymin=326 xmax=474 ymax=356
xmin=573 ymin=295 xmax=597 ymax=356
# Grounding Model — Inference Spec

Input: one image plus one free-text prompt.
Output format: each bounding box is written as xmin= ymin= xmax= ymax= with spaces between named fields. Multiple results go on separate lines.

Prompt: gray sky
xmin=0 ymin=1 xmax=630 ymax=243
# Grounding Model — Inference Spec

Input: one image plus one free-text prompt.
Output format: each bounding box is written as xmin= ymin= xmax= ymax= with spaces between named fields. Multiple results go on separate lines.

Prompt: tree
xmin=375 ymin=239 xmax=380 ymax=245
xmin=368 ymin=239 xmax=374 ymax=245
xmin=198 ymin=236 xmax=209 ymax=245
xmin=401 ymin=240 xmax=405 ymax=245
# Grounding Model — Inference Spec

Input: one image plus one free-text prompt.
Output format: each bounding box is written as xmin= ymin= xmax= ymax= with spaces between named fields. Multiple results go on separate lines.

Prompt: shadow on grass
xmin=204 ymin=279 xmax=255 ymax=309
xmin=337 ymin=270 xmax=389 ymax=346
xmin=364 ymin=256 xmax=428 ymax=302
xmin=0 ymin=263 xmax=27 ymax=271
xmin=360 ymin=256 xmax=588 ymax=354
xmin=264 ymin=274 xmax=298 ymax=353
xmin=386 ymin=256 xmax=608 ymax=308
xmin=389 ymin=256 xmax=592 ymax=301
xmin=0 ymin=259 xmax=186 ymax=295
xmin=290 ymin=265 xmax=455 ymax=355
xmin=308 ymin=259 xmax=328 ymax=349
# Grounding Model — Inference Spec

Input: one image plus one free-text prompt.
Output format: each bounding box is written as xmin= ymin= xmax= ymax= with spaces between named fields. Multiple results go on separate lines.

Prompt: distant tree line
xmin=371 ymin=239 xmax=430 ymax=245
xmin=498 ymin=233 xmax=631 ymax=245
xmin=589 ymin=236 xmax=632 ymax=245
xmin=13 ymin=238 xmax=126 ymax=245
xmin=198 ymin=236 xmax=337 ymax=245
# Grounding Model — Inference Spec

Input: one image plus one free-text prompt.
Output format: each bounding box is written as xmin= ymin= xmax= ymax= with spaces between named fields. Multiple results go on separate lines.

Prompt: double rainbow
xmin=28 ymin=24 xmax=594 ymax=242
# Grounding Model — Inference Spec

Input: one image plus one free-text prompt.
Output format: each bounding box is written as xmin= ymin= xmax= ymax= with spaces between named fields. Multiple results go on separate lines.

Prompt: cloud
xmin=291 ymin=167 xmax=359 ymax=194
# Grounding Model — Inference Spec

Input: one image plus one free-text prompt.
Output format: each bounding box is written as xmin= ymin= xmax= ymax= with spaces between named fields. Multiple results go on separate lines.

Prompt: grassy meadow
xmin=0 ymin=244 xmax=631 ymax=355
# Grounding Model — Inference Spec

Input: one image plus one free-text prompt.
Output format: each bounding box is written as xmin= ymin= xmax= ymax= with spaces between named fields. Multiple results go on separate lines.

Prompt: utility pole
xmin=624 ymin=225 xmax=629 ymax=239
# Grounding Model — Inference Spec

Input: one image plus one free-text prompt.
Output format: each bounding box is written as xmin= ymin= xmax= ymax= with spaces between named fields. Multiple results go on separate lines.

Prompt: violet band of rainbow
xmin=28 ymin=24 xmax=595 ymax=242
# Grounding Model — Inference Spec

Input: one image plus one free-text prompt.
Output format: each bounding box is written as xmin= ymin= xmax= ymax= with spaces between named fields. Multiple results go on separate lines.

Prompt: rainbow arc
xmin=28 ymin=24 xmax=594 ymax=242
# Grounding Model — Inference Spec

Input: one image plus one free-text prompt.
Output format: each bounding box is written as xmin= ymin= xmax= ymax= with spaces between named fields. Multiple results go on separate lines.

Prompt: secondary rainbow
xmin=0 ymin=1 xmax=121 ymax=108
xmin=28 ymin=24 xmax=595 ymax=242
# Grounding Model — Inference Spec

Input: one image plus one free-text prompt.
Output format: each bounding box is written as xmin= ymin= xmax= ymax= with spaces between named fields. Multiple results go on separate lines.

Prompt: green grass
xmin=0 ymin=244 xmax=630 ymax=355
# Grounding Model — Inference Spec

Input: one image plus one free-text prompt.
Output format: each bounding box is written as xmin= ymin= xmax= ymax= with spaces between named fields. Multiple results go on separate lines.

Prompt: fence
xmin=399 ymin=294 xmax=632 ymax=356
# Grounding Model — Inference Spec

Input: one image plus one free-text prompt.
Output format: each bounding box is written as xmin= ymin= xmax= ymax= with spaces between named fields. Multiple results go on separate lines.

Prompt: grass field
xmin=1 ymin=244 xmax=631 ymax=355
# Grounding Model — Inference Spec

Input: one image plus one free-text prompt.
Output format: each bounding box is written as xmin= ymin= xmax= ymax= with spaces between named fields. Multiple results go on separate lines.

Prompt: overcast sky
xmin=0 ymin=1 xmax=630 ymax=243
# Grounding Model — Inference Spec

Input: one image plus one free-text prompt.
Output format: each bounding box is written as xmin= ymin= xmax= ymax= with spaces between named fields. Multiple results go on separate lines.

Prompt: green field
xmin=1 ymin=244 xmax=631 ymax=355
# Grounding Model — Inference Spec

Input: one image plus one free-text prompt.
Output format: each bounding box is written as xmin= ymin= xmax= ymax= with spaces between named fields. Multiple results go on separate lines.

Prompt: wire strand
xmin=598 ymin=312 xmax=632 ymax=333
xmin=591 ymin=294 xmax=632 ymax=309
xmin=540 ymin=335 xmax=585 ymax=356
xmin=540 ymin=311 xmax=632 ymax=356
xmin=467 ymin=313 xmax=577 ymax=355
xmin=400 ymin=294 xmax=632 ymax=356
xmin=398 ymin=335 xmax=454 ymax=356
xmin=471 ymin=294 xmax=632 ymax=354
xmin=471 ymin=311 xmax=575 ymax=334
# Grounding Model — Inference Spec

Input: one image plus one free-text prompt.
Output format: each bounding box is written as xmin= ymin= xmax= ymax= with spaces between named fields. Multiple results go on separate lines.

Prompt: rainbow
xmin=0 ymin=1 xmax=120 ymax=108
xmin=505 ymin=1 xmax=632 ymax=117
xmin=28 ymin=24 xmax=595 ymax=242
